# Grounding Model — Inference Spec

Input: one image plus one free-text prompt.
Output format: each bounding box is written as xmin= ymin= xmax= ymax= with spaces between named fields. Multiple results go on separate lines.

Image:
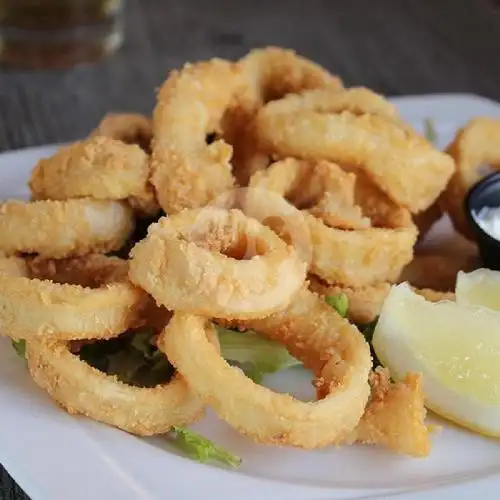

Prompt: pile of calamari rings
xmin=4 ymin=46 xmax=484 ymax=459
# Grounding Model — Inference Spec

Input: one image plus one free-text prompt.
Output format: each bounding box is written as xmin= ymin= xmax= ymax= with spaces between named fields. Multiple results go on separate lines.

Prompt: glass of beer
xmin=0 ymin=0 xmax=124 ymax=69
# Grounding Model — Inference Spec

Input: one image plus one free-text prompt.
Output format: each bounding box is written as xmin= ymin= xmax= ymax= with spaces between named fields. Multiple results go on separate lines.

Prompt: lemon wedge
xmin=372 ymin=282 xmax=500 ymax=436
xmin=456 ymin=268 xmax=500 ymax=311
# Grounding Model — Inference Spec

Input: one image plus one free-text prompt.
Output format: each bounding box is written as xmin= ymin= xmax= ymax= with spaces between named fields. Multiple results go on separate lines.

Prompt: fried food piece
xmin=90 ymin=112 xmax=153 ymax=153
xmin=306 ymin=213 xmax=416 ymax=287
xmin=239 ymin=47 xmax=343 ymax=106
xmin=255 ymin=86 xmax=399 ymax=120
xmin=256 ymin=107 xmax=454 ymax=213
xmin=440 ymin=117 xmax=500 ymax=239
xmin=310 ymin=276 xmax=454 ymax=324
xmin=0 ymin=255 xmax=149 ymax=341
xmin=353 ymin=171 xmax=413 ymax=229
xmin=413 ymin=200 xmax=442 ymax=240
xmin=249 ymin=158 xmax=369 ymax=229
xmin=399 ymin=252 xmax=479 ymax=291
xmin=27 ymin=253 xmax=129 ymax=287
xmin=129 ymin=207 xmax=306 ymax=320
xmin=0 ymin=254 xmax=29 ymax=277
xmin=0 ymin=199 xmax=134 ymax=258
xmin=30 ymin=137 xmax=158 ymax=216
xmin=309 ymin=277 xmax=391 ymax=324
xmin=246 ymin=158 xmax=416 ymax=287
xmin=25 ymin=327 xmax=217 ymax=435
xmin=159 ymin=288 xmax=372 ymax=448
xmin=151 ymin=59 xmax=242 ymax=213
xmin=226 ymin=47 xmax=343 ymax=186
xmin=352 ymin=368 xmax=430 ymax=457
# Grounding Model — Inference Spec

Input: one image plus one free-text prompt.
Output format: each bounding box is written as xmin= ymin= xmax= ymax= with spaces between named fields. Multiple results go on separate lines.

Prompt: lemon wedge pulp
xmin=372 ymin=282 xmax=500 ymax=436
xmin=456 ymin=268 xmax=500 ymax=311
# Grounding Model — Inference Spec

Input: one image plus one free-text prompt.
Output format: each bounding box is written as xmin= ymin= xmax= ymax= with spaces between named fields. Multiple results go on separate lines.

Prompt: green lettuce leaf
xmin=170 ymin=426 xmax=241 ymax=467
xmin=11 ymin=339 xmax=26 ymax=359
xmin=216 ymin=325 xmax=300 ymax=383
xmin=424 ymin=118 xmax=437 ymax=144
xmin=325 ymin=293 xmax=349 ymax=317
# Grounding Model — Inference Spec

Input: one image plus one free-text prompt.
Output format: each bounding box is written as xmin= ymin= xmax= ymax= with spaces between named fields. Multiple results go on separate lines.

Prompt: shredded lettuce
xmin=424 ymin=118 xmax=437 ymax=144
xmin=78 ymin=328 xmax=175 ymax=387
xmin=11 ymin=339 xmax=26 ymax=359
xmin=170 ymin=426 xmax=241 ymax=467
xmin=325 ymin=293 xmax=349 ymax=317
xmin=10 ymin=331 xmax=239 ymax=466
xmin=216 ymin=325 xmax=300 ymax=383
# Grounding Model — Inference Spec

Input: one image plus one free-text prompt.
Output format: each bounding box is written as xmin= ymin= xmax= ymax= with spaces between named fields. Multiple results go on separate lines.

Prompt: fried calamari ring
xmin=90 ymin=113 xmax=153 ymax=153
xmin=0 ymin=254 xmax=29 ymax=277
xmin=254 ymin=86 xmax=398 ymax=121
xmin=0 ymin=255 xmax=148 ymax=341
xmin=255 ymin=106 xmax=455 ymax=213
xmin=239 ymin=47 xmax=343 ymax=106
xmin=248 ymin=158 xmax=369 ymax=229
xmin=309 ymin=276 xmax=454 ymax=325
xmin=440 ymin=118 xmax=500 ymax=239
xmin=246 ymin=158 xmax=417 ymax=287
xmin=151 ymin=59 xmax=242 ymax=213
xmin=29 ymin=137 xmax=158 ymax=216
xmin=27 ymin=253 xmax=130 ymax=287
xmin=159 ymin=288 xmax=372 ymax=448
xmin=413 ymin=200 xmax=442 ymax=240
xmin=0 ymin=199 xmax=134 ymax=258
xmin=308 ymin=276 xmax=391 ymax=325
xmin=351 ymin=171 xmax=413 ymax=229
xmin=129 ymin=207 xmax=307 ymax=319
xmin=25 ymin=328 xmax=218 ymax=435
xmin=226 ymin=47 xmax=343 ymax=186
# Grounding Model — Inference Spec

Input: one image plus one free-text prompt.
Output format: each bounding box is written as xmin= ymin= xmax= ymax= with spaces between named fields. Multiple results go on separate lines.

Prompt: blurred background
xmin=0 ymin=0 xmax=499 ymax=151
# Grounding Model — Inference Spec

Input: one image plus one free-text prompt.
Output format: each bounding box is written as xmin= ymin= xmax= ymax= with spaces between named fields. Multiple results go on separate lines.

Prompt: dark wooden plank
xmin=0 ymin=0 xmax=499 ymax=151
xmin=2 ymin=0 xmax=500 ymax=498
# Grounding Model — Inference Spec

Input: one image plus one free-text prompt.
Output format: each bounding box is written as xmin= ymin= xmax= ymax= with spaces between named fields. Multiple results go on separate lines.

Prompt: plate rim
xmin=2 ymin=92 xmax=500 ymax=500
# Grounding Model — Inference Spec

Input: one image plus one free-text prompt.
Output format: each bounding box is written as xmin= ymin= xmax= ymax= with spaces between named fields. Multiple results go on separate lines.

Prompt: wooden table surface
xmin=1 ymin=0 xmax=500 ymax=498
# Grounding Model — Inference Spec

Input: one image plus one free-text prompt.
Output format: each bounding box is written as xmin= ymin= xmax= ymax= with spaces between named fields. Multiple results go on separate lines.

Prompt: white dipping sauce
xmin=474 ymin=206 xmax=500 ymax=240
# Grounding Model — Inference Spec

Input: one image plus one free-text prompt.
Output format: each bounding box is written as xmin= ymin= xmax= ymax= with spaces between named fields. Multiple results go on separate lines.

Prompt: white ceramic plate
xmin=1 ymin=94 xmax=500 ymax=500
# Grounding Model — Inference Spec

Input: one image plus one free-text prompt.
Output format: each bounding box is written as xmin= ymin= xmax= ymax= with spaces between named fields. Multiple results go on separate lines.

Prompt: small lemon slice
xmin=456 ymin=268 xmax=500 ymax=311
xmin=372 ymin=283 xmax=500 ymax=436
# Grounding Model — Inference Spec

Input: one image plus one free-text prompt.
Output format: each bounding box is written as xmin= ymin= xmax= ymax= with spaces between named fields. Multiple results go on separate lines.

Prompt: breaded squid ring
xmin=129 ymin=207 xmax=307 ymax=319
xmin=440 ymin=117 xmax=500 ymax=239
xmin=307 ymin=213 xmax=416 ymax=286
xmin=90 ymin=112 xmax=153 ymax=153
xmin=309 ymin=277 xmax=392 ymax=325
xmin=239 ymin=47 xmax=343 ymax=106
xmin=248 ymin=158 xmax=370 ymax=229
xmin=151 ymin=59 xmax=243 ymax=214
xmin=308 ymin=276 xmax=454 ymax=325
xmin=351 ymin=170 xmax=413 ymax=230
xmin=0 ymin=199 xmax=134 ymax=258
xmin=227 ymin=47 xmax=343 ymax=186
xmin=255 ymin=86 xmax=399 ymax=121
xmin=158 ymin=288 xmax=372 ymax=448
xmin=29 ymin=137 xmax=158 ymax=216
xmin=25 ymin=327 xmax=218 ymax=435
xmin=0 ymin=254 xmax=29 ymax=277
xmin=255 ymin=105 xmax=455 ymax=213
xmin=0 ymin=255 xmax=148 ymax=341
xmin=246 ymin=159 xmax=417 ymax=287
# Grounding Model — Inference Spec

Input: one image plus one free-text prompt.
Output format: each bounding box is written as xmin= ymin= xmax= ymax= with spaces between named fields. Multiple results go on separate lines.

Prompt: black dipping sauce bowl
xmin=465 ymin=171 xmax=500 ymax=271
